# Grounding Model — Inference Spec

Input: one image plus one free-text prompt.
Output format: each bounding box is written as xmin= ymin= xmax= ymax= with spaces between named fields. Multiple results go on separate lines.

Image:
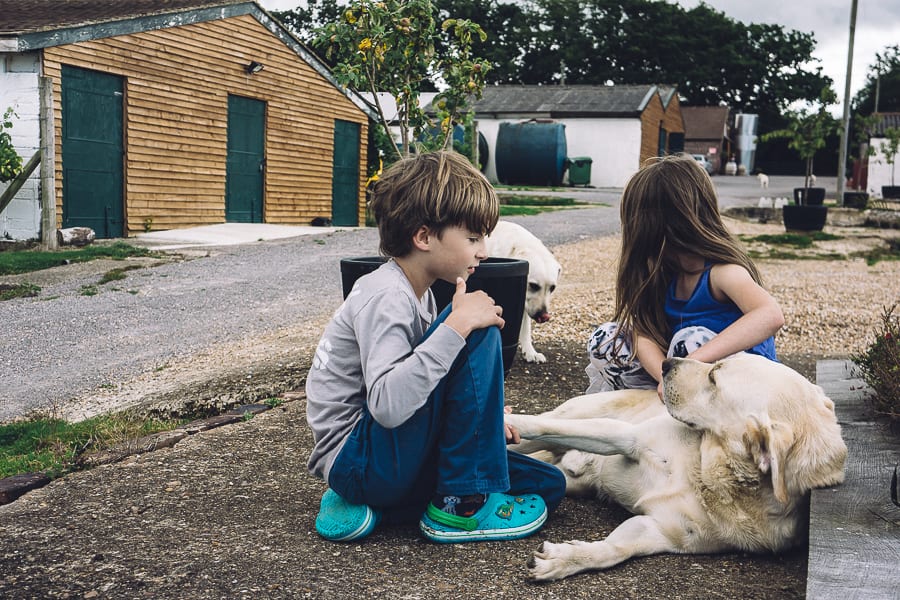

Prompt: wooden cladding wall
xmin=42 ymin=14 xmax=368 ymax=234
xmin=639 ymin=93 xmax=666 ymax=166
xmin=638 ymin=92 xmax=684 ymax=166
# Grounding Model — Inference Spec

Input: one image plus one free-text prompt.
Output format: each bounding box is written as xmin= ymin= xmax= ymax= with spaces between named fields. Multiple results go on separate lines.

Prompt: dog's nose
xmin=661 ymin=358 xmax=675 ymax=376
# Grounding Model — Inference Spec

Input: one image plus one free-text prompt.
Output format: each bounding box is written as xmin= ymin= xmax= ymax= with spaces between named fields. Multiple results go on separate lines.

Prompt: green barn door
xmin=226 ymin=95 xmax=266 ymax=223
xmin=332 ymin=120 xmax=360 ymax=226
xmin=61 ymin=65 xmax=124 ymax=238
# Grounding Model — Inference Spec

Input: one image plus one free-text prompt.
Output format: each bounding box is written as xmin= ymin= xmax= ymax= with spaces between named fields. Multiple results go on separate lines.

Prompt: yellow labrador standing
xmin=486 ymin=221 xmax=561 ymax=363
xmin=505 ymin=354 xmax=847 ymax=581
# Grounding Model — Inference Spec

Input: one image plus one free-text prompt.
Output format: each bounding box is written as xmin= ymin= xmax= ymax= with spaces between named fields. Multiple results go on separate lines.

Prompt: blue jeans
xmin=328 ymin=305 xmax=566 ymax=524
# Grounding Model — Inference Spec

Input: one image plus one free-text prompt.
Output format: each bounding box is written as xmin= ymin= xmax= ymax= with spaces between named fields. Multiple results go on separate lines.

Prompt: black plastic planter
xmin=882 ymin=186 xmax=900 ymax=200
xmin=843 ymin=191 xmax=869 ymax=209
xmin=782 ymin=205 xmax=828 ymax=231
xmin=339 ymin=256 xmax=528 ymax=376
xmin=793 ymin=187 xmax=826 ymax=206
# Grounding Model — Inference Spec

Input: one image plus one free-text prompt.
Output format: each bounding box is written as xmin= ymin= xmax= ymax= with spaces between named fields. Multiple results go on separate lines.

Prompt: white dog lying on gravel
xmin=505 ymin=354 xmax=847 ymax=581
xmin=486 ymin=220 xmax=561 ymax=363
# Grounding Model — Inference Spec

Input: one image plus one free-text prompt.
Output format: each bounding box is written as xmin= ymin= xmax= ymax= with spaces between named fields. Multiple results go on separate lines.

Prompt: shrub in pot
xmin=761 ymin=89 xmax=841 ymax=231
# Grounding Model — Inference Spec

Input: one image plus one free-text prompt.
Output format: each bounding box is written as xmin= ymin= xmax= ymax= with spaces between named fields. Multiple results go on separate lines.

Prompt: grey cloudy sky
xmin=261 ymin=0 xmax=900 ymax=109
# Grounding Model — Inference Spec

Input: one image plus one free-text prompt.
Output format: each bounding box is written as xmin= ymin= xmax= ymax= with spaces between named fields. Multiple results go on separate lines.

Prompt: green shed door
xmin=332 ymin=120 xmax=360 ymax=227
xmin=226 ymin=95 xmax=266 ymax=223
xmin=61 ymin=65 xmax=124 ymax=238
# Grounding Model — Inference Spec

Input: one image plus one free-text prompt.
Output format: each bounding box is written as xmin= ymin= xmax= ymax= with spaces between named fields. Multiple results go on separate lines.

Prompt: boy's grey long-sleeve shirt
xmin=305 ymin=260 xmax=467 ymax=481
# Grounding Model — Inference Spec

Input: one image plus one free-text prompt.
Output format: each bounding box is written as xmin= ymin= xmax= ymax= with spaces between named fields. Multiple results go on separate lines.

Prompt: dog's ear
xmin=743 ymin=415 xmax=794 ymax=504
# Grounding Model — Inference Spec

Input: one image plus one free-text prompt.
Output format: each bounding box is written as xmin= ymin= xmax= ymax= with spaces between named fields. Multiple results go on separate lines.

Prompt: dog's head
xmin=662 ymin=354 xmax=847 ymax=503
xmin=524 ymin=256 xmax=561 ymax=323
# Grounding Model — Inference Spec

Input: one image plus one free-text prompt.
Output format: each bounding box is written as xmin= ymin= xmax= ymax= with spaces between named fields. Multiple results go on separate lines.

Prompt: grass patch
xmin=741 ymin=231 xmax=843 ymax=248
xmin=0 ymin=414 xmax=185 ymax=479
xmin=0 ymin=241 xmax=157 ymax=276
xmin=0 ymin=282 xmax=40 ymax=301
xmin=501 ymin=195 xmax=577 ymax=207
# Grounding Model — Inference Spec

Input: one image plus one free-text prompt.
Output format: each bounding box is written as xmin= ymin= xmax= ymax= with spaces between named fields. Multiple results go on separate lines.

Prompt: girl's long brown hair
xmin=613 ymin=154 xmax=763 ymax=352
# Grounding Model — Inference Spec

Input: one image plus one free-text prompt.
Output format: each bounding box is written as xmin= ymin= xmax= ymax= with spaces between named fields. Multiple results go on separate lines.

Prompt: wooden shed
xmin=470 ymin=84 xmax=685 ymax=188
xmin=0 ymin=0 xmax=374 ymax=241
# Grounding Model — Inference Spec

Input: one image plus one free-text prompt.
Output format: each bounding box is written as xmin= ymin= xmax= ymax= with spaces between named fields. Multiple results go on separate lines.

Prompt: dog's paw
xmin=522 ymin=349 xmax=547 ymax=363
xmin=527 ymin=540 xmax=588 ymax=581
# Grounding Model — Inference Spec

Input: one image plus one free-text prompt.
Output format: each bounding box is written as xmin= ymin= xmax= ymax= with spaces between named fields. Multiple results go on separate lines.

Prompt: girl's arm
xmin=689 ymin=263 xmax=785 ymax=363
xmin=634 ymin=333 xmax=667 ymax=383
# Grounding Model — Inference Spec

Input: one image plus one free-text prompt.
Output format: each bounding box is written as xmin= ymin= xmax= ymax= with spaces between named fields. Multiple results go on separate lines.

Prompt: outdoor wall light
xmin=245 ymin=61 xmax=264 ymax=75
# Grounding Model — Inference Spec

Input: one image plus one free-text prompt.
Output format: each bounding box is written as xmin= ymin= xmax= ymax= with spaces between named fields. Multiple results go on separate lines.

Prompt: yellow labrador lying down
xmin=505 ymin=354 xmax=847 ymax=581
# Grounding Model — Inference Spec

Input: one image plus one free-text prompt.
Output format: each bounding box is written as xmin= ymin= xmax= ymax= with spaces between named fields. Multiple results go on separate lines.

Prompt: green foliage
xmin=0 ymin=242 xmax=155 ymax=276
xmin=761 ymin=89 xmax=841 ymax=193
xmin=312 ymin=0 xmax=489 ymax=161
xmin=0 ymin=107 xmax=23 ymax=184
xmin=852 ymin=303 xmax=900 ymax=423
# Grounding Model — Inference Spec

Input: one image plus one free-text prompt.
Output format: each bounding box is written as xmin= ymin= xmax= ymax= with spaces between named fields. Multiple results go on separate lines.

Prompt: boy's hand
xmin=443 ymin=278 xmax=505 ymax=338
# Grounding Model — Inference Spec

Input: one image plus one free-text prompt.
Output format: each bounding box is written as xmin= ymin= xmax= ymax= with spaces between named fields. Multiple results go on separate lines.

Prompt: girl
xmin=586 ymin=154 xmax=785 ymax=394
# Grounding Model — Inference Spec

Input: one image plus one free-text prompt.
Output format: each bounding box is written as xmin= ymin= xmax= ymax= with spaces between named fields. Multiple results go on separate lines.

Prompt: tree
xmin=852 ymin=45 xmax=900 ymax=115
xmin=271 ymin=0 xmax=344 ymax=50
xmin=761 ymin=89 xmax=842 ymax=194
xmin=312 ymin=0 xmax=490 ymax=162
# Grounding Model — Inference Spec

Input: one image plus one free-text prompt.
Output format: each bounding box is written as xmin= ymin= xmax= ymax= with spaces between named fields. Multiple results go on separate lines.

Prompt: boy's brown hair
xmin=369 ymin=151 xmax=499 ymax=257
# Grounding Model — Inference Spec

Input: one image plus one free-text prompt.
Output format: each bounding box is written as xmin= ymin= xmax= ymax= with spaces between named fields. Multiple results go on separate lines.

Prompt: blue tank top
xmin=664 ymin=267 xmax=777 ymax=361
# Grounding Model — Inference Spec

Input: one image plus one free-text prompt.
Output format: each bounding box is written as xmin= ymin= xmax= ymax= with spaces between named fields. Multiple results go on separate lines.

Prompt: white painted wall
xmin=0 ymin=60 xmax=42 ymax=241
xmin=562 ymin=117 xmax=641 ymax=188
xmin=476 ymin=116 xmax=642 ymax=189
xmin=867 ymin=136 xmax=899 ymax=197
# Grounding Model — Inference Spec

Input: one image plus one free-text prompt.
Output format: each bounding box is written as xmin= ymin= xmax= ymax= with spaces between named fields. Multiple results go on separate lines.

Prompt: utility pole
xmin=836 ymin=0 xmax=858 ymax=205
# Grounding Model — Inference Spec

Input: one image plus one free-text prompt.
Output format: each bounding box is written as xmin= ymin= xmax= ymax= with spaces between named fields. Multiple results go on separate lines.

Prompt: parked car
xmin=692 ymin=154 xmax=716 ymax=176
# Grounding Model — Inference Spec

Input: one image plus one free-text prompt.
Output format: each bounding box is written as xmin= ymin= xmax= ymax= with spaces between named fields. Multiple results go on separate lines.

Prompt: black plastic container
xmin=339 ymin=256 xmax=528 ymax=375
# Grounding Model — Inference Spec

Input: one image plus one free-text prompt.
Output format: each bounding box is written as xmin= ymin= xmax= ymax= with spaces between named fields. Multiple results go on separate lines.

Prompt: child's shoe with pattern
xmin=315 ymin=488 xmax=380 ymax=542
xmin=418 ymin=492 xmax=547 ymax=543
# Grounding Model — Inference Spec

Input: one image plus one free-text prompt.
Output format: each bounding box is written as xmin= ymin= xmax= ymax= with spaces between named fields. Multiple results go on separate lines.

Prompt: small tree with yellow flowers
xmin=314 ymin=0 xmax=490 ymax=163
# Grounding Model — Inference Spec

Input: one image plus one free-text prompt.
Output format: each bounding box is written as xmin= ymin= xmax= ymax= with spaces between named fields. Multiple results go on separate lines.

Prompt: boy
xmin=306 ymin=151 xmax=565 ymax=543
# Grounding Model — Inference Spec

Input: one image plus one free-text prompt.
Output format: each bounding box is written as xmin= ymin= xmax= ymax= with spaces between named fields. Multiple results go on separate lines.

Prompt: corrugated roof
xmin=0 ymin=0 xmax=249 ymax=35
xmin=470 ymin=84 xmax=667 ymax=117
xmin=681 ymin=105 xmax=730 ymax=141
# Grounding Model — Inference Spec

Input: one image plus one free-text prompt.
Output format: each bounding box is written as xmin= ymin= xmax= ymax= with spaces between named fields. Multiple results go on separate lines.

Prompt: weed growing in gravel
xmin=852 ymin=303 xmax=900 ymax=424
xmin=98 ymin=264 xmax=144 ymax=285
xmin=860 ymin=238 xmax=900 ymax=266
xmin=0 ymin=282 xmax=39 ymax=301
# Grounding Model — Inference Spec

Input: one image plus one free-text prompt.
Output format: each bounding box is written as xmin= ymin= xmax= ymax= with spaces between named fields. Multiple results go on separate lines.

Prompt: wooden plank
xmin=807 ymin=359 xmax=900 ymax=600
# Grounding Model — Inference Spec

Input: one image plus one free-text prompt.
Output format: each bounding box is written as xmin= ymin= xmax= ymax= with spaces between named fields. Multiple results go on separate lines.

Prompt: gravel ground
xmin=2 ymin=175 xmax=899 ymax=598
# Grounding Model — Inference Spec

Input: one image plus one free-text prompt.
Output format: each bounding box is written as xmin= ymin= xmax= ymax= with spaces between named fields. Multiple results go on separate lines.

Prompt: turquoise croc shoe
xmin=315 ymin=488 xmax=380 ymax=542
xmin=418 ymin=492 xmax=547 ymax=543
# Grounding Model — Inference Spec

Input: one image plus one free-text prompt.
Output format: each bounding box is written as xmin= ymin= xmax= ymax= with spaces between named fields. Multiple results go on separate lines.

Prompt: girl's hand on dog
xmin=504 ymin=405 xmax=521 ymax=444
xmin=444 ymin=278 xmax=505 ymax=338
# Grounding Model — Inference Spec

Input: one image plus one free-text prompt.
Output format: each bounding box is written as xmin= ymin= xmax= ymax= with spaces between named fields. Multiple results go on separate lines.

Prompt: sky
xmin=260 ymin=0 xmax=900 ymax=112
